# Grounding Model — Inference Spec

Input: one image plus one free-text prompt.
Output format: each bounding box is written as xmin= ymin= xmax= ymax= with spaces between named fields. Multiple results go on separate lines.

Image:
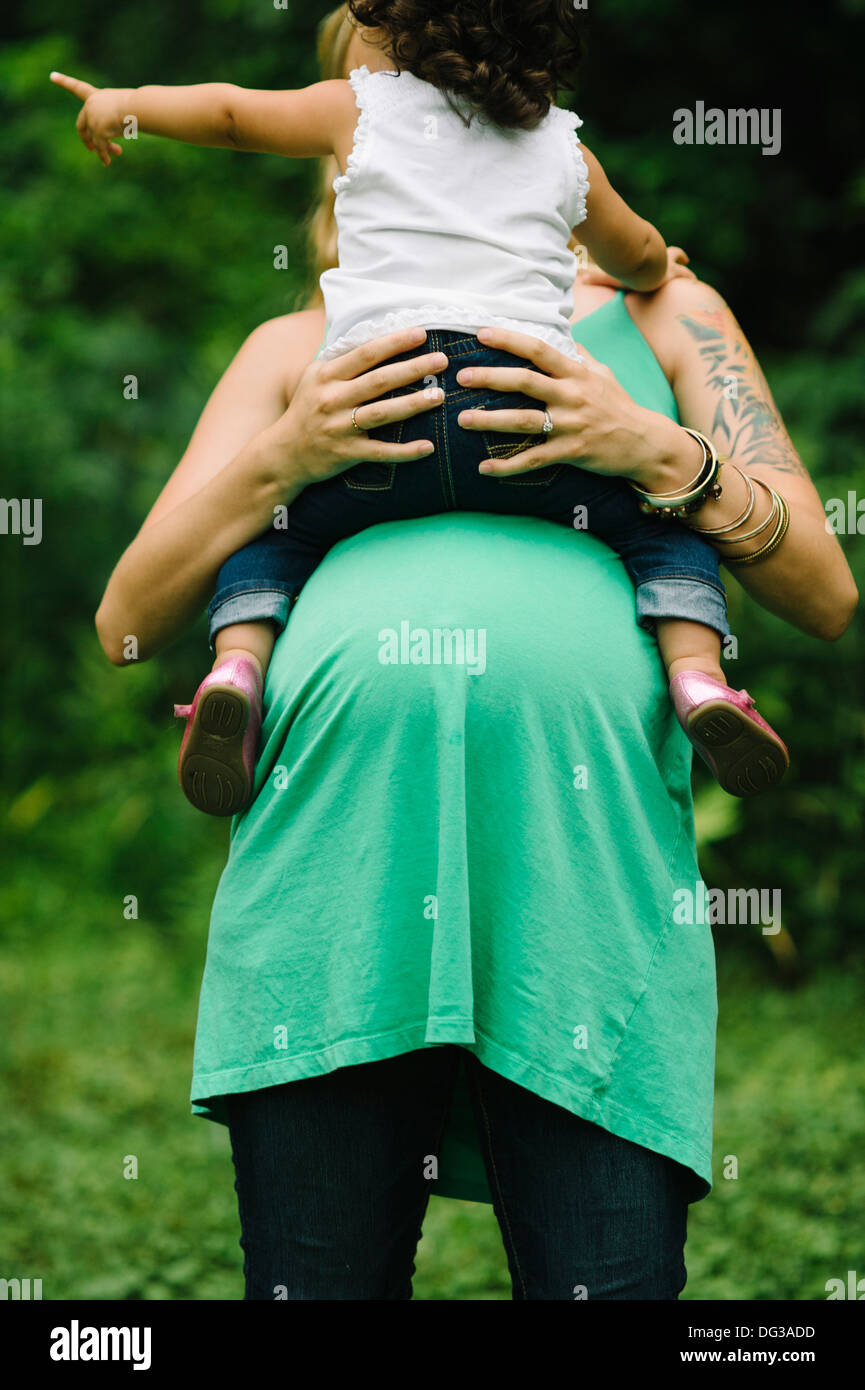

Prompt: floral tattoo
xmin=678 ymin=304 xmax=807 ymax=477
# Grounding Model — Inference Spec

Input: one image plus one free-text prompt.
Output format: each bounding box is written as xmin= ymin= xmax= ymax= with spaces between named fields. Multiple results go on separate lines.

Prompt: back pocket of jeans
xmin=344 ymin=417 xmax=403 ymax=491
xmin=478 ymin=393 xmax=562 ymax=486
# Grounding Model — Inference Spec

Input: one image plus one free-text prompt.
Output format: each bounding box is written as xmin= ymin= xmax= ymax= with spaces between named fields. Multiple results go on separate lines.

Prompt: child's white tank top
xmin=319 ymin=66 xmax=590 ymax=362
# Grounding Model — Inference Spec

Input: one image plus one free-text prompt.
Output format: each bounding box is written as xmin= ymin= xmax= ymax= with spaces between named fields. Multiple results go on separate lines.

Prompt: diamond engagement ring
xmin=543 ymin=410 xmax=555 ymax=435
xmin=351 ymin=406 xmax=364 ymax=435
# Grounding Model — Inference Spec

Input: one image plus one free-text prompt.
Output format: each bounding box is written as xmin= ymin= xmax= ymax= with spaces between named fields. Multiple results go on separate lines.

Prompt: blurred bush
xmin=0 ymin=0 xmax=863 ymax=976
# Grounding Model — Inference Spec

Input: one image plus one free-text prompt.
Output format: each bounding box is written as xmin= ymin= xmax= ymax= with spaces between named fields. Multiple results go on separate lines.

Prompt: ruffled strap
xmin=332 ymin=67 xmax=372 ymax=196
xmin=551 ymin=106 xmax=591 ymax=229
xmin=332 ymin=65 xmax=403 ymax=197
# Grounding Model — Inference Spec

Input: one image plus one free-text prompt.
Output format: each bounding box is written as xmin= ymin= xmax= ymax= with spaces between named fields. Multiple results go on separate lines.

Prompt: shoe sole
xmin=178 ymin=684 xmax=252 ymax=817
xmin=686 ymin=700 xmax=789 ymax=798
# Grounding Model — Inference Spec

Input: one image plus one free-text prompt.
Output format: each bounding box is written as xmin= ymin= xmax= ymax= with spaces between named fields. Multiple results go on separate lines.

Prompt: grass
xmin=2 ymin=882 xmax=863 ymax=1301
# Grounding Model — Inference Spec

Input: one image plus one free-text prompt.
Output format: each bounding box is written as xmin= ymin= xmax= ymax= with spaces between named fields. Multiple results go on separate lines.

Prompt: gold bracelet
xmin=714 ymin=476 xmax=779 ymax=545
xmin=689 ymin=464 xmax=755 ymax=536
xmin=724 ymin=490 xmax=790 ymax=566
xmin=629 ymin=429 xmax=723 ymax=518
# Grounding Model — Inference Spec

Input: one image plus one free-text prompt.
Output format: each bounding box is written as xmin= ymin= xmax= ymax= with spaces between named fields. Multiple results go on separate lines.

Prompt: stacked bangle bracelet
xmin=628 ymin=428 xmax=723 ymax=518
xmin=690 ymin=466 xmax=790 ymax=565
xmin=723 ymin=481 xmax=791 ymax=566
xmin=631 ymin=434 xmax=791 ymax=566
xmin=688 ymin=467 xmax=757 ymax=537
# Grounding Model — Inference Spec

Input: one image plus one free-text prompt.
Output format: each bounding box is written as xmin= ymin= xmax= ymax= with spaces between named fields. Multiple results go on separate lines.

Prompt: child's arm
xmin=49 ymin=71 xmax=353 ymax=166
xmin=576 ymin=146 xmax=670 ymax=293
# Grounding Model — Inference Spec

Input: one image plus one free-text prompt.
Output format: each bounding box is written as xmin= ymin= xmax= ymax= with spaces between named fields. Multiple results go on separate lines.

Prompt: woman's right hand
xmin=267 ymin=328 xmax=449 ymax=489
xmin=93 ymin=323 xmax=449 ymax=663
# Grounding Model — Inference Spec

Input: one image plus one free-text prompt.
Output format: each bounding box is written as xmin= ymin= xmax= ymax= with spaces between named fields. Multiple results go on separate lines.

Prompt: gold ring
xmin=351 ymin=407 xmax=364 ymax=435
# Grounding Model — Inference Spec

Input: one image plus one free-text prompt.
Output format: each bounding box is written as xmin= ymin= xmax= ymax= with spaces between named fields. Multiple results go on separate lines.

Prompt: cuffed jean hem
xmin=207 ymin=588 xmax=295 ymax=650
xmin=636 ymin=578 xmax=730 ymax=639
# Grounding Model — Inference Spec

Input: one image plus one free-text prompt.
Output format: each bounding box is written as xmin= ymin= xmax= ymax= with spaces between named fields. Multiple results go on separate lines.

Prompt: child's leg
xmin=655 ymin=619 xmax=724 ymax=684
xmin=657 ymin=618 xmax=788 ymax=797
xmin=525 ymin=471 xmax=788 ymax=796
xmin=176 ymin=621 xmax=277 ymax=819
xmin=213 ymin=620 xmax=278 ymax=678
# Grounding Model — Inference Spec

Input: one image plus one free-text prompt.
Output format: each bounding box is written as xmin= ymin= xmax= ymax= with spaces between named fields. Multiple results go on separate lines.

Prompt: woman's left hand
xmin=457 ymin=326 xmax=687 ymax=487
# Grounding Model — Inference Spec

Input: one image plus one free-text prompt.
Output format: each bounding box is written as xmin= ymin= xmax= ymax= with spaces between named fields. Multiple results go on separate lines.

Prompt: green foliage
xmin=1 ymin=0 xmax=863 ymax=1300
xmin=1 ymin=928 xmax=862 ymax=1299
xmin=2 ymin=2 xmax=863 ymax=961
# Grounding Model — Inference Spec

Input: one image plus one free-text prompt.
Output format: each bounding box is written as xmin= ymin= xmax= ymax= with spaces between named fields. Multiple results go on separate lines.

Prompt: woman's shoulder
xmin=239 ymin=307 xmax=327 ymax=396
xmin=243 ymin=307 xmax=327 ymax=352
xmin=623 ymin=277 xmax=733 ymax=383
xmin=630 ymin=276 xmax=730 ymax=319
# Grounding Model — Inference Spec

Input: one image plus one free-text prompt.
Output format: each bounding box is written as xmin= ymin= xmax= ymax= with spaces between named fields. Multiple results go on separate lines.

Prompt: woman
xmin=94 ymin=8 xmax=857 ymax=1299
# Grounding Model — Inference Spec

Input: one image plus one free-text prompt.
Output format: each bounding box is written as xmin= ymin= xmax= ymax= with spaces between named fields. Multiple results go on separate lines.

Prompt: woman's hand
xmin=264 ymin=327 xmax=448 ymax=490
xmin=457 ymin=325 xmax=699 ymax=488
xmin=93 ymin=319 xmax=450 ymax=662
xmin=50 ymin=72 xmax=129 ymax=165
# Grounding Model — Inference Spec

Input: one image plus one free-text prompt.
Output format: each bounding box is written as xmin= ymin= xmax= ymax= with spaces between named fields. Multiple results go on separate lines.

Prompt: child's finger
xmin=85 ymin=133 xmax=110 ymax=166
xmin=108 ymin=142 xmax=123 ymax=156
xmin=49 ymin=71 xmax=96 ymax=103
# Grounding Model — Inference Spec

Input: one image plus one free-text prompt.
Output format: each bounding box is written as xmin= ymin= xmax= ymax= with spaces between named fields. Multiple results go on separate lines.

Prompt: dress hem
xmin=191 ymin=1021 xmax=712 ymax=1204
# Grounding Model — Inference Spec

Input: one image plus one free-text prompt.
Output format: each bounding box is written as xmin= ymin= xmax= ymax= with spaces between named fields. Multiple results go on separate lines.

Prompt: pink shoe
xmin=669 ymin=670 xmax=789 ymax=798
xmin=174 ymin=655 xmax=263 ymax=816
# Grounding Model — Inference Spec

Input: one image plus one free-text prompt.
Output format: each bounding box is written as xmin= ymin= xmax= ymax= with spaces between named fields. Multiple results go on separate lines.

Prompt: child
xmin=51 ymin=0 xmax=788 ymax=813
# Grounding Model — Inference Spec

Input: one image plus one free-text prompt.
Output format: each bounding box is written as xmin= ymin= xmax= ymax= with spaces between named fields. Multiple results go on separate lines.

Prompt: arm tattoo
xmin=677 ymin=305 xmax=808 ymax=477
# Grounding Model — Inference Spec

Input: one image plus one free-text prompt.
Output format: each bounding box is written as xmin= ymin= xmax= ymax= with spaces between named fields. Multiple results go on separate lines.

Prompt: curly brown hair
xmin=346 ymin=0 xmax=583 ymax=131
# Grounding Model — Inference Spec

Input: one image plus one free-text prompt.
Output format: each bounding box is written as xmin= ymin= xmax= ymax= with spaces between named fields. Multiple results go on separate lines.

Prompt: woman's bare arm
xmin=466 ymin=286 xmax=857 ymax=644
xmin=95 ymin=313 xmax=447 ymax=664
xmin=644 ymin=278 xmax=858 ymax=640
xmin=95 ymin=312 xmax=320 ymax=663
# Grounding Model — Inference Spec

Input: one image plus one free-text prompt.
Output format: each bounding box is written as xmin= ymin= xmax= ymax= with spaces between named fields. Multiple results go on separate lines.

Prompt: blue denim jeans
xmin=208 ymin=330 xmax=728 ymax=645
xmin=224 ymin=1046 xmax=691 ymax=1300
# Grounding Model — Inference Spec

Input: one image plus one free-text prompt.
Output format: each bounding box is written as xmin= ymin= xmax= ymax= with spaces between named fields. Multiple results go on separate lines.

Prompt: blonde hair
xmin=304 ymin=4 xmax=356 ymax=308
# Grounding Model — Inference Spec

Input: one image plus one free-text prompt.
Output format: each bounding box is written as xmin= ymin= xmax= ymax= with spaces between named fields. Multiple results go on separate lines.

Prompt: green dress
xmin=190 ymin=293 xmax=717 ymax=1204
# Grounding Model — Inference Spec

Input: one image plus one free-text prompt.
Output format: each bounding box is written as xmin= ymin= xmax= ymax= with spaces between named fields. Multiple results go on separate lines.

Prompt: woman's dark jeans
xmin=224 ymin=1045 xmax=691 ymax=1300
xmin=207 ymin=330 xmax=729 ymax=646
